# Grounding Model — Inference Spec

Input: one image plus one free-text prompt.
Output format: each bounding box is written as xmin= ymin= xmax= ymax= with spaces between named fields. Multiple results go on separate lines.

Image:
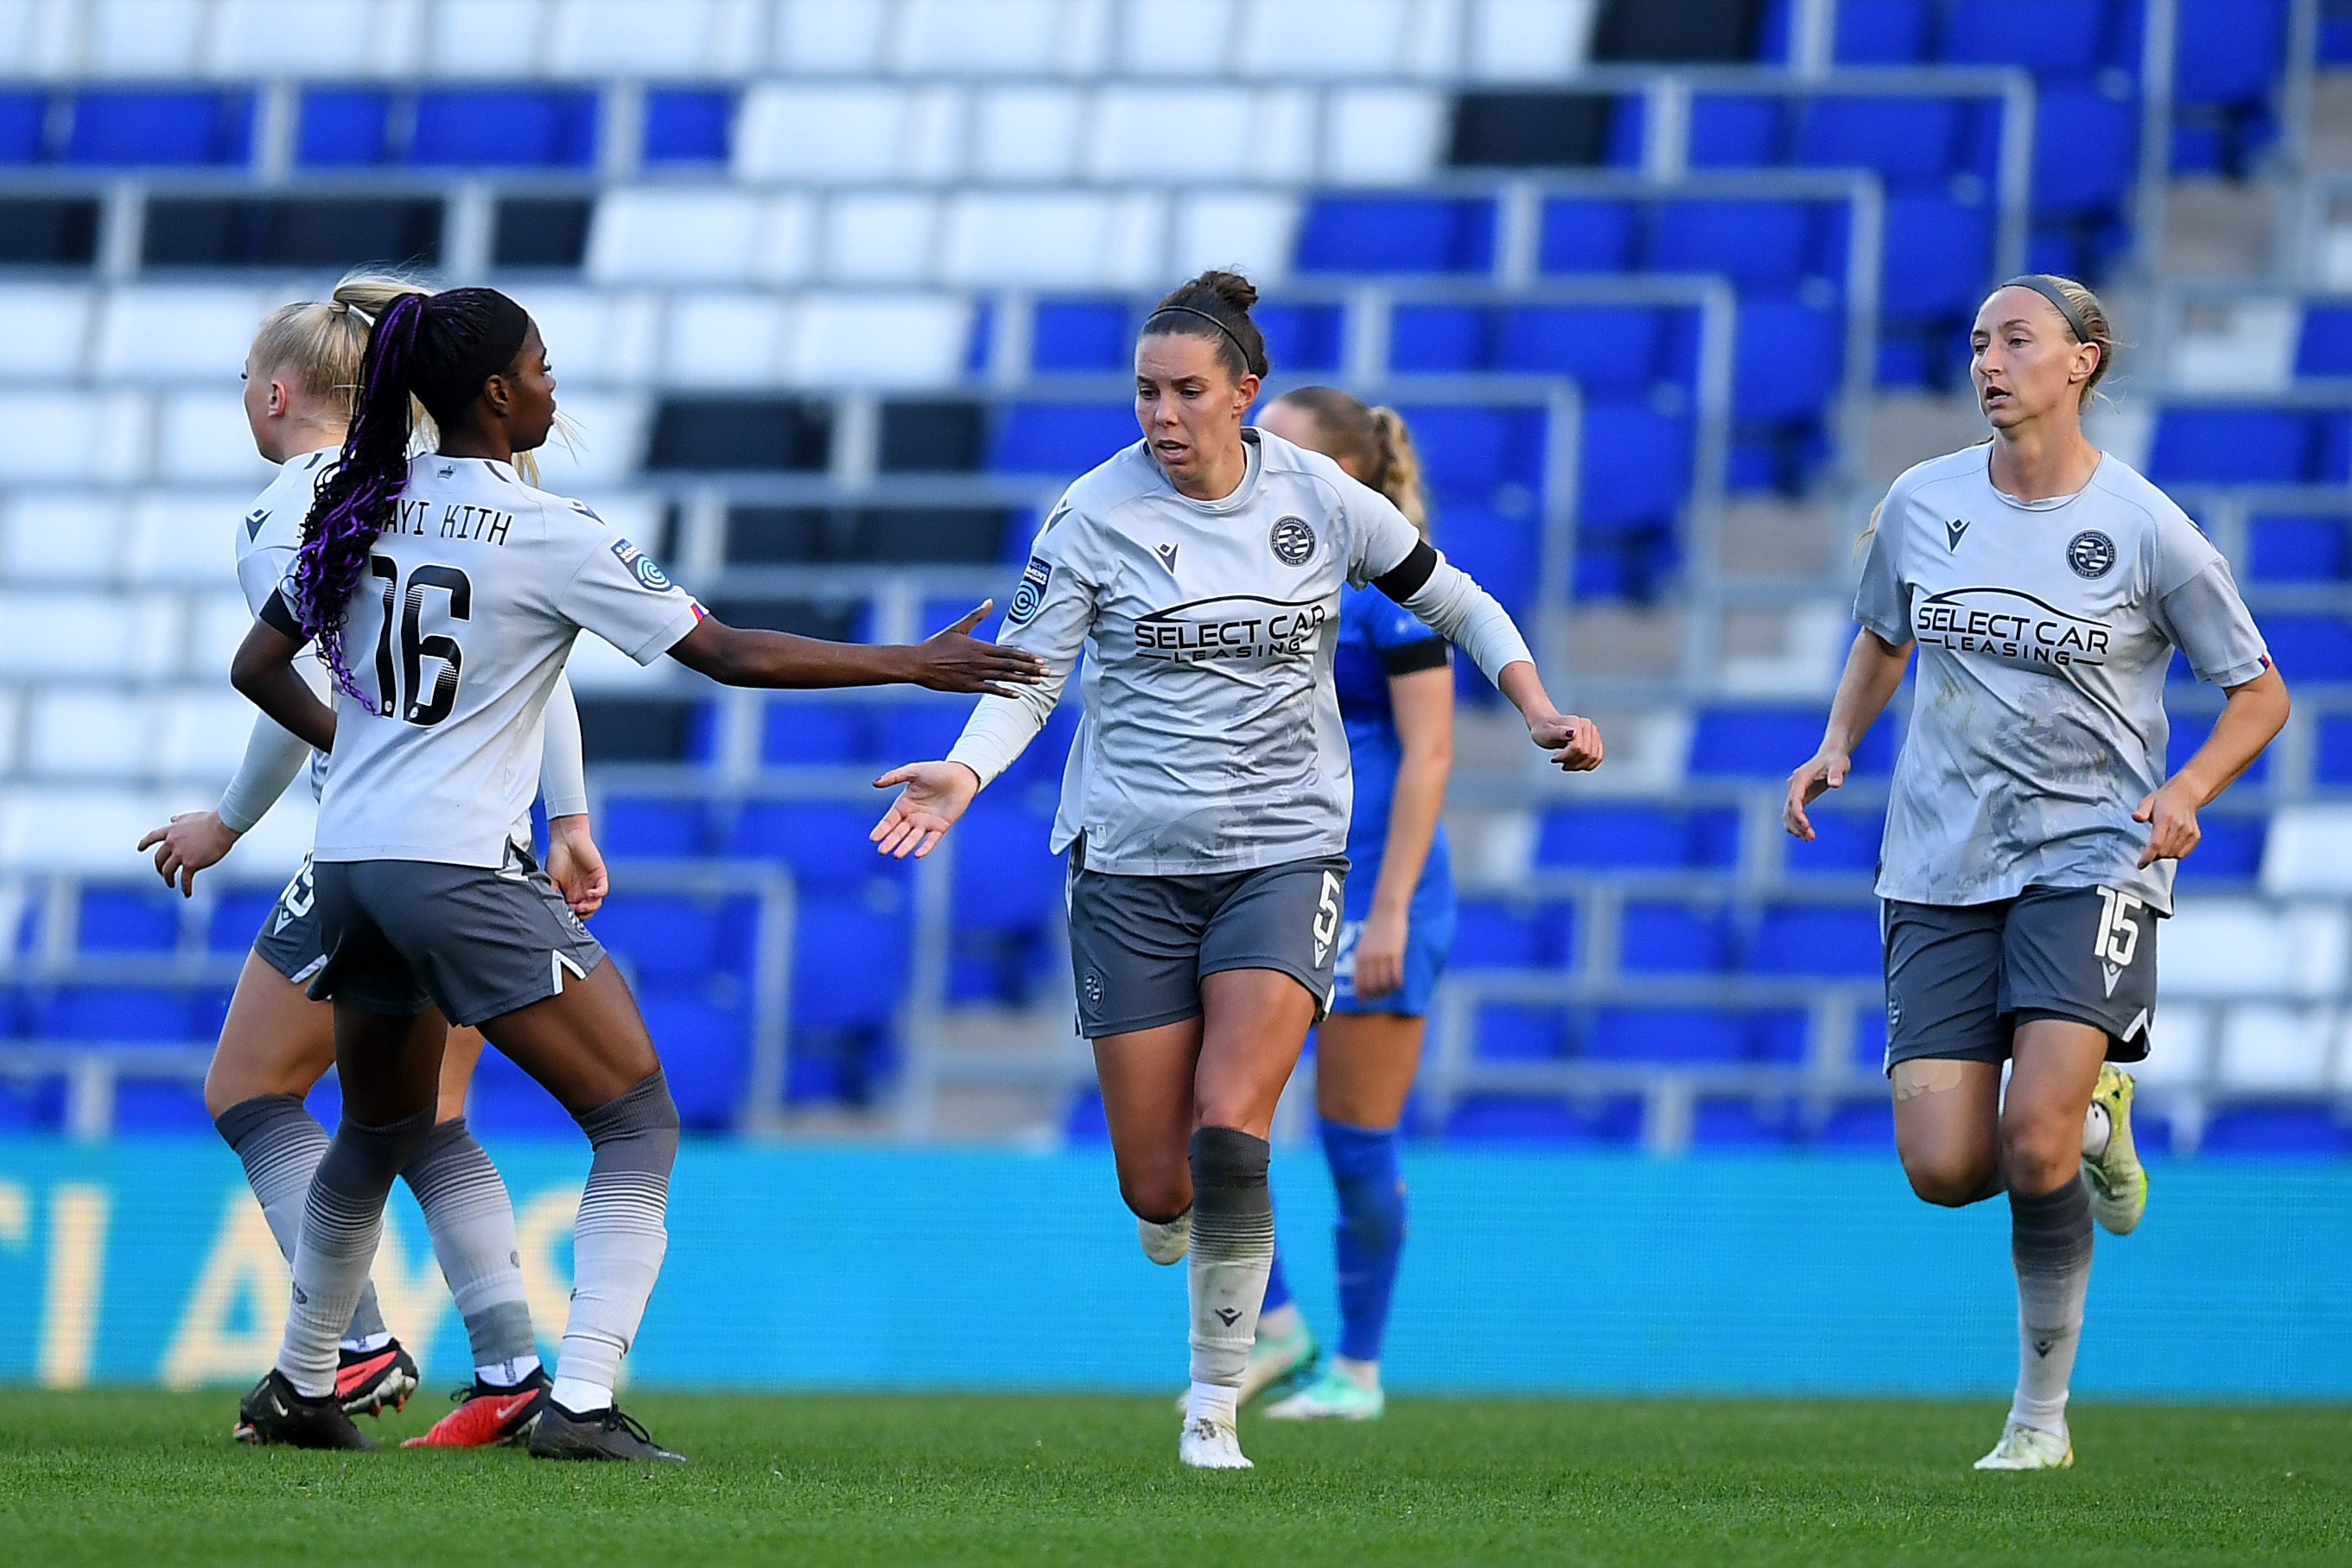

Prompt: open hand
xmin=908 ymin=602 xmax=1049 ymax=696
xmin=1529 ymin=712 xmax=1603 ymax=771
xmin=137 ymin=810 xmax=240 ymax=897
xmin=1783 ymin=748 xmax=1850 ymax=841
xmin=546 ymin=816 xmax=609 ymax=917
xmin=1351 ymin=906 xmax=1409 ymax=1000
xmin=871 ymin=760 xmax=982 ymax=860
xmin=2133 ymin=779 xmax=2203 ymax=867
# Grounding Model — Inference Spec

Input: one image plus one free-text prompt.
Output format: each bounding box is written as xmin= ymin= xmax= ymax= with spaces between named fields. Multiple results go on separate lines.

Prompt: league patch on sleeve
xmin=1008 ymin=555 xmax=1052 ymax=625
xmin=610 ymin=537 xmax=672 ymax=591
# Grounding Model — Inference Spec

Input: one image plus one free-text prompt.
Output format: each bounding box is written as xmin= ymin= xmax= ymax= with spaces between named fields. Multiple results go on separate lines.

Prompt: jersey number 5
xmin=368 ymin=557 xmax=470 ymax=727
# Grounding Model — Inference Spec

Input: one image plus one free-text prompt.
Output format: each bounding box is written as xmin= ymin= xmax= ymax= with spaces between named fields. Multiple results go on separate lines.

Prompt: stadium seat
xmin=1942 ymin=0 xmax=2112 ymax=72
xmin=76 ymin=887 xmax=182 ymax=954
xmin=1032 ymin=299 xmax=1134 ymax=372
xmin=1293 ymin=196 xmax=1497 ymax=274
xmin=1690 ymin=1096 xmax=1806 ymax=1147
xmin=2294 ymin=308 xmax=2352 ymax=379
xmin=1535 ymin=803 xmax=1739 ymax=869
xmin=0 ymin=1076 xmax=64 ymax=1133
xmin=989 ymin=403 xmax=1137 ymax=474
xmin=1653 ymin=200 xmax=1819 ymax=293
xmin=207 ymin=887 xmax=279 ymax=954
xmin=2247 ymin=515 xmax=2349 ymax=581
xmin=1535 ymin=200 xmax=1639 ymax=273
xmin=1590 ymin=1006 xmax=1782 ymax=1063
xmin=643 ymin=88 xmax=733 ymax=164
xmin=1751 ymin=904 xmax=1881 ymax=976
xmin=2257 ymin=615 xmax=2352 ymax=682
xmin=1690 ymin=707 xmax=1892 ymax=778
xmin=2169 ymin=814 xmax=2266 ymax=882
xmin=731 ymin=801 xmax=910 ymax=892
xmin=947 ymin=795 xmax=1064 ymax=1005
xmin=1471 ymin=1004 xmax=1568 ymax=1060
xmin=111 ymin=1077 xmax=213 ymax=1133
xmin=2146 ymin=408 xmax=2347 ymax=486
xmin=1784 ymin=805 xmax=1885 ymax=876
xmin=635 ymin=989 xmax=751 ymax=1130
xmin=1834 ymin=0 xmax=1936 ymax=62
xmin=762 ymin=701 xmax=881 ymax=766
xmin=1815 ymin=1099 xmax=1896 ymax=1146
xmin=467 ymin=1047 xmax=580 ymax=1136
xmin=29 ymin=986 xmax=197 ymax=1041
xmin=65 ymin=90 xmax=254 ymax=167
xmin=598 ymin=797 xmax=709 ymax=858
xmin=1254 ymin=302 xmax=1344 ymax=373
xmin=2199 ymin=1105 xmax=2346 ymax=1156
xmin=1685 ymin=95 xmax=1783 ymax=167
xmin=1451 ymin=898 xmax=1574 ymax=969
xmin=594 ymin=893 xmax=759 ymax=988
xmin=2215 ymin=1005 xmax=2332 ymax=1093
xmin=1618 ymin=904 xmax=1733 ymax=974
xmin=1442 ymin=1094 xmax=1642 ymax=1144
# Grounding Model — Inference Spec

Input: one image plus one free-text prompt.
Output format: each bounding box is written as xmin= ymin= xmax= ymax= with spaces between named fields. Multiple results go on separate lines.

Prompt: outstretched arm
xmin=665 ymin=601 xmax=1046 ymax=694
xmin=1783 ymin=627 xmax=1913 ymax=841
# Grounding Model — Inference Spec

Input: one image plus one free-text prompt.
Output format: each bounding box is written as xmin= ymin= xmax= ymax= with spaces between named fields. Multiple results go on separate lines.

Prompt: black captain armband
xmin=1372 ymin=539 xmax=1440 ymax=604
xmin=258 ymin=588 xmax=301 ymax=638
xmin=1380 ymin=638 xmax=1451 ymax=676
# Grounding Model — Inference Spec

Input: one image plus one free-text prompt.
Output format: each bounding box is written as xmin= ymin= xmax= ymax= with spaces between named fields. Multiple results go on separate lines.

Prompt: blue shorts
xmin=1329 ymin=874 xmax=1456 ymax=1019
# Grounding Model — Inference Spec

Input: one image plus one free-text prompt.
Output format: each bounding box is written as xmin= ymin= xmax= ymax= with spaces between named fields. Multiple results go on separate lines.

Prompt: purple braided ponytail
xmin=291 ymin=289 xmax=426 ymax=701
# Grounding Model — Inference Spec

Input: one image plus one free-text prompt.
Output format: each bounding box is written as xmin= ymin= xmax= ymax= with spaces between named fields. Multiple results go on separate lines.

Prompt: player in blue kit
xmin=1247 ymin=389 xmax=1453 ymax=1421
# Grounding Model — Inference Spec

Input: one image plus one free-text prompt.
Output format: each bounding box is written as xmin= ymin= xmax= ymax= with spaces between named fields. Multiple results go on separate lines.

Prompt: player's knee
xmin=1119 ymin=1166 xmax=1192 ymax=1223
xmin=577 ymin=1071 xmax=680 ymax=1171
xmin=1899 ymin=1144 xmax=1994 ymax=1207
xmin=1998 ymin=1109 xmax=2079 ymax=1194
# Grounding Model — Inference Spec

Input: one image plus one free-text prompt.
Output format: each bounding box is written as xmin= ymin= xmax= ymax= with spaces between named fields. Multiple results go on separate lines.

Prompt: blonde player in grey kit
xmin=1787 ymin=276 xmax=2290 ymax=1470
xmin=869 ymin=270 xmax=1603 ymax=1470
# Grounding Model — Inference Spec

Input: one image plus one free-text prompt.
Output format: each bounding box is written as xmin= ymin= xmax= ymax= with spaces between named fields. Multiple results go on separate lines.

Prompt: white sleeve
xmin=1393 ymin=551 xmax=1535 ymax=688
xmin=944 ymin=504 xmax=1096 ymax=788
xmin=552 ymin=511 xmax=703 ymax=663
xmin=216 ymin=709 xmax=315 ymax=834
xmin=538 ymin=670 xmax=589 ymax=819
xmin=1344 ymin=480 xmax=1425 ymax=587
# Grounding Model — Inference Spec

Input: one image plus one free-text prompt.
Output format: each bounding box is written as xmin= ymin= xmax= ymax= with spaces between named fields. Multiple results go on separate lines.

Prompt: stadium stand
xmin=0 ymin=0 xmax=2344 ymax=1161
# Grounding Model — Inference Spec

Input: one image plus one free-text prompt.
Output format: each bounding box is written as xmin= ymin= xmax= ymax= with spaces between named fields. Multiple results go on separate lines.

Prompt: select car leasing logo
xmin=1914 ymin=587 xmax=2112 ymax=667
xmin=1134 ymin=594 xmax=1329 ymax=662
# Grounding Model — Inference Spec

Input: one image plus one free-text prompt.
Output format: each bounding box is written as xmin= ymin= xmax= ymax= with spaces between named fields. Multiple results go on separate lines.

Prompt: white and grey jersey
xmin=1856 ymin=446 xmax=2270 ymax=913
xmin=947 ymin=429 xmax=1432 ymax=876
xmin=300 ymin=455 xmax=702 ymax=868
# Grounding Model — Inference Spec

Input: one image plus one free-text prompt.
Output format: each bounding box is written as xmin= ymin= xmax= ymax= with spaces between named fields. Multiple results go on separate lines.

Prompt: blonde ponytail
xmin=1265 ymin=385 xmax=1433 ymax=537
xmin=1368 ymin=405 xmax=1428 ymax=535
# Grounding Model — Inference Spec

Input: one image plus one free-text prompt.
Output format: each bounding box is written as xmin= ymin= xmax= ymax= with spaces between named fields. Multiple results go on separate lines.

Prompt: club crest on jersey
xmin=1946 ymin=517 xmax=1970 ymax=550
xmin=1008 ymin=555 xmax=1051 ymax=625
xmin=609 ymin=537 xmax=671 ymax=591
xmin=1269 ymin=516 xmax=1315 ymax=566
xmin=2066 ymin=530 xmax=2117 ymax=579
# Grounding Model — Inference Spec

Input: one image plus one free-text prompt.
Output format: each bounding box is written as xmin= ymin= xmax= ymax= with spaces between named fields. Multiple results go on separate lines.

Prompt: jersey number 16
xmin=367 ymin=556 xmax=469 ymax=727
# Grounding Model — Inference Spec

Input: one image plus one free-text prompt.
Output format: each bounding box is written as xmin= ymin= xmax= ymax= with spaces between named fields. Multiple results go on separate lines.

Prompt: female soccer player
xmin=139 ymin=277 xmax=585 ymax=1445
xmin=1243 ymin=389 xmax=1452 ymax=1423
xmin=1786 ymin=276 xmax=2288 ymax=1470
xmin=869 ymin=271 xmax=1600 ymax=1469
xmin=228 ymin=285 xmax=1045 ymax=1459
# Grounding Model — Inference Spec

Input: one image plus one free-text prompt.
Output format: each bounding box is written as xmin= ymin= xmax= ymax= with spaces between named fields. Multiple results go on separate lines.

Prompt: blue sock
xmin=1262 ymin=1246 xmax=1294 ymax=1314
xmin=1323 ymin=1118 xmax=1406 ymax=1365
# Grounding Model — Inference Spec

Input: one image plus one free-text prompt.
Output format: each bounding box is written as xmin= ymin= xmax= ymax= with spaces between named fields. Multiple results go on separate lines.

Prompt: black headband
xmin=413 ymin=288 xmax=532 ymax=420
xmin=1145 ymin=304 xmax=1254 ymax=371
xmin=1998 ymin=275 xmax=2092 ymax=346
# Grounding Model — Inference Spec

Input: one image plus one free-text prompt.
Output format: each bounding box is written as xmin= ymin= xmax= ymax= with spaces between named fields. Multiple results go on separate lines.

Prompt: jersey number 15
xmin=368 ymin=556 xmax=469 ymax=727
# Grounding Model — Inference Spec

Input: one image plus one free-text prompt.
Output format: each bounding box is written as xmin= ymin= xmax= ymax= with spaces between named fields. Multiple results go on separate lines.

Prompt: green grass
xmin=0 ymin=1391 xmax=2346 ymax=1565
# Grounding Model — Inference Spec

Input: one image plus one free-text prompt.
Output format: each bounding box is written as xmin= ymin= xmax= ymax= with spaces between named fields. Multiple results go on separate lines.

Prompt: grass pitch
xmin=0 ymin=1390 xmax=2345 ymax=1566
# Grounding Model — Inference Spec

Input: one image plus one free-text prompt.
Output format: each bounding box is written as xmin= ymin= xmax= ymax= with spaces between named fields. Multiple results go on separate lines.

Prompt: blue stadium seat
xmin=1293 ymin=196 xmax=1497 ymax=274
xmin=111 ymin=1079 xmax=213 ymax=1134
xmin=1472 ymin=1004 xmax=1567 ymax=1060
xmin=1784 ymin=805 xmax=1885 ymax=876
xmin=296 ymin=88 xmax=392 ymax=164
xmin=1493 ymin=305 xmax=1670 ymax=393
xmin=792 ymin=895 xmax=910 ymax=1027
xmin=2259 ymin=614 xmax=2352 ymax=682
xmin=1834 ymin=0 xmax=1935 ymax=63
xmin=410 ymin=89 xmax=597 ymax=167
xmin=1388 ymin=304 xmax=1485 ymax=373
xmin=207 ymin=887 xmax=281 ymax=953
xmin=1061 ymin=1083 xmax=1109 ymax=1142
xmin=2311 ymin=716 xmax=2352 ymax=784
xmin=2164 ymin=722 xmax=2270 ymax=785
xmin=1751 ymin=904 xmax=1881 ymax=976
xmin=1535 ymin=199 xmax=1638 ymax=272
xmin=1796 ymin=97 xmax=1977 ymax=186
xmin=988 ymin=403 xmax=1135 ymax=473
xmin=1689 ymin=707 xmax=1892 ymax=777
xmin=1451 ymin=898 xmax=1574 ymax=969
xmin=30 ymin=987 xmax=196 ymax=1040
xmin=1588 ymin=1006 xmax=1750 ymax=1063
xmin=1536 ymin=803 xmax=1739 ymax=869
xmin=642 ymin=88 xmax=733 ymax=164
xmin=77 ymin=887 xmax=182 ymax=954
xmin=634 ymin=990 xmax=749 ymax=1129
xmin=2295 ymin=308 xmax=2352 ymax=379
xmin=467 ymin=1048 xmax=577 ymax=1136
xmin=878 ymin=703 xmax=970 ymax=764
xmin=1942 ymin=0 xmax=2112 ymax=73
xmin=2199 ymin=1105 xmax=2346 ymax=1156
xmin=1730 ymin=295 xmax=1845 ymax=486
xmin=2147 ymin=408 xmax=2348 ymax=486
xmin=0 ymin=92 xmax=44 ymax=162
xmin=1619 ymin=904 xmax=1733 ymax=974
xmin=600 ymin=797 xmax=708 ymax=857
xmin=1255 ymin=302 xmax=1344 ymax=372
xmin=1653 ymin=200 xmax=1816 ymax=292
xmin=730 ymin=801 xmax=907 ymax=890
xmin=2030 ymin=86 xmax=2140 ymax=214
xmin=1816 ymin=1099 xmax=1895 ymax=1146
xmin=1031 ymin=299 xmax=1132 ymax=371
xmin=594 ymin=893 xmax=758 ymax=987
xmin=1389 ymin=404 xmax=1546 ymax=497
xmin=1685 ymin=95 xmax=1783 ymax=167
xmin=66 ymin=89 xmax=253 ymax=166
xmin=0 ymin=1076 xmax=65 ymax=1133
xmin=1442 ymin=1094 xmax=1641 ymax=1144
xmin=2171 ymin=814 xmax=2266 ymax=881
xmin=1878 ymin=194 xmax=1996 ymax=318
xmin=2247 ymin=515 xmax=2349 ymax=581
xmin=1853 ymin=1009 xmax=1889 ymax=1070
xmin=1691 ymin=1096 xmax=1807 ymax=1146
xmin=763 ymin=701 xmax=882 ymax=765
xmin=1435 ymin=510 xmax=1539 ymax=619
xmin=947 ymin=795 xmax=1064 ymax=1006
xmin=1575 ymin=398 xmax=1692 ymax=594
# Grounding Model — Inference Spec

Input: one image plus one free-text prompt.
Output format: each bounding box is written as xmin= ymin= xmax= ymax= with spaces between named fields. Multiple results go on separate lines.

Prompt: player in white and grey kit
xmin=226 ymin=285 xmax=1045 ymax=1459
xmin=137 ymin=278 xmax=583 ymax=1442
xmin=1786 ymin=276 xmax=2289 ymax=1470
xmin=869 ymin=270 xmax=1603 ymax=1469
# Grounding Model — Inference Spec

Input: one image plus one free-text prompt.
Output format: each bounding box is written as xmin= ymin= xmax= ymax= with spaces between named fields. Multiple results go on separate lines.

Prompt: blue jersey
xmin=1333 ymin=584 xmax=1453 ymax=901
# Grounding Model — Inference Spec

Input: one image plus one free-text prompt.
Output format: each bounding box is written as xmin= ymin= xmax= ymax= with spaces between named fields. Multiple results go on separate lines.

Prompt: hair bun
xmin=1196 ymin=269 xmax=1259 ymax=314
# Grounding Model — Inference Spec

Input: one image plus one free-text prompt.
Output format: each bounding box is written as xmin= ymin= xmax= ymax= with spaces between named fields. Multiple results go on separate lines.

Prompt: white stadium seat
xmin=734 ymin=85 xmax=915 ymax=182
xmin=188 ymin=588 xmax=259 ymax=678
xmin=823 ymin=194 xmax=939 ymax=282
xmin=2161 ymin=900 xmax=2349 ymax=1001
xmin=2261 ymin=805 xmax=2352 ymax=895
xmin=96 ymin=285 xmax=271 ymax=382
xmin=1087 ymin=86 xmax=1256 ymax=181
xmin=1466 ymin=0 xmax=1599 ymax=79
xmin=1324 ymin=88 xmax=1447 ymax=184
xmin=86 ymin=0 xmax=203 ymax=77
xmin=972 ymin=88 xmax=1085 ymax=181
xmin=508 ymin=288 xmax=660 ymax=384
xmin=771 ymin=0 xmax=893 ymax=71
xmin=662 ymin=292 xmax=791 ymax=386
xmin=893 ymin=0 xmax=1099 ymax=75
xmin=533 ymin=390 xmax=648 ymax=485
xmin=0 ymin=493 xmax=121 ymax=585
xmin=207 ymin=0 xmax=392 ymax=76
xmin=548 ymin=0 xmax=753 ymax=76
xmin=1173 ymin=192 xmax=1298 ymax=284
xmin=27 ymin=689 xmax=145 ymax=777
xmin=1237 ymin=0 xmax=1421 ymax=77
xmin=588 ymin=190 xmax=812 ymax=284
xmin=2133 ymin=1001 xmax=2211 ymax=1088
xmin=424 ymin=0 xmax=544 ymax=77
xmin=0 ymin=286 xmax=95 ymax=378
xmin=2215 ymin=1005 xmax=2336 ymax=1093
xmin=123 ymin=492 xmax=246 ymax=586
xmin=156 ymin=391 xmax=272 ymax=484
xmin=1116 ymin=0 xmax=1239 ymax=74
xmin=228 ymin=786 xmax=317 ymax=875
xmin=941 ymin=192 xmax=1164 ymax=288
xmin=0 ymin=687 xmax=18 ymax=772
xmin=156 ymin=689 xmax=260 ymax=777
xmin=0 ymin=787 xmax=177 ymax=873
xmin=0 ymin=392 xmax=134 ymax=485
xmin=786 ymin=294 xmax=970 ymax=385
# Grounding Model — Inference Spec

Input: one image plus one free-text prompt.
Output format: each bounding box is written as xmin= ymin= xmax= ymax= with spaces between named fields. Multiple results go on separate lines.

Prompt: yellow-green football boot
xmin=2082 ymin=1062 xmax=2147 ymax=1235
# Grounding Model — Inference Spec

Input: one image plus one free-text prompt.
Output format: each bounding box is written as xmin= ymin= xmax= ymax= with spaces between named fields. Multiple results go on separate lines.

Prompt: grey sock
xmin=215 ymin=1094 xmax=388 ymax=1347
xmin=2008 ymin=1175 xmax=2095 ymax=1434
xmin=550 ymin=1072 xmax=678 ymax=1412
xmin=401 ymin=1115 xmax=537 ymax=1375
xmin=273 ymin=1105 xmax=437 ymax=1398
xmin=1186 ymin=1126 xmax=1274 ymax=1389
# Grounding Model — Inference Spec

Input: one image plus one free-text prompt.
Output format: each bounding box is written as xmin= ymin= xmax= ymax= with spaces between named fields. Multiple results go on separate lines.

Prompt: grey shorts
xmin=251 ymin=854 xmax=327 ymax=986
xmin=1882 ymin=884 xmax=2160 ymax=1072
xmin=1065 ymin=848 xmax=1349 ymax=1038
xmin=307 ymin=843 xmax=606 ymax=1027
